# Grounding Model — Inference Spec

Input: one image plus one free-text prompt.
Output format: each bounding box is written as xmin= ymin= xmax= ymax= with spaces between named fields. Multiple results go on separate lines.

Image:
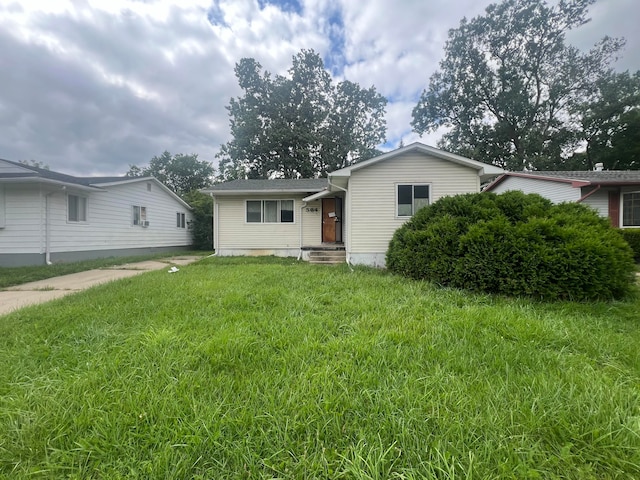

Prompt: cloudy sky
xmin=1 ymin=0 xmax=638 ymax=176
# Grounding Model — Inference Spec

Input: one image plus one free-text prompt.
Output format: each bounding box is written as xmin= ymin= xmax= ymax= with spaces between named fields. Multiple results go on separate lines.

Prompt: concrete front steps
xmin=306 ymin=248 xmax=346 ymax=265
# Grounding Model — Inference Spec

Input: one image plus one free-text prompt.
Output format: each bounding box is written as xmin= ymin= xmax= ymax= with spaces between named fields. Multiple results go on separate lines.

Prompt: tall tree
xmin=568 ymin=71 xmax=640 ymax=170
xmin=19 ymin=160 xmax=49 ymax=170
xmin=126 ymin=151 xmax=214 ymax=197
xmin=217 ymin=49 xmax=387 ymax=180
xmin=411 ymin=0 xmax=625 ymax=171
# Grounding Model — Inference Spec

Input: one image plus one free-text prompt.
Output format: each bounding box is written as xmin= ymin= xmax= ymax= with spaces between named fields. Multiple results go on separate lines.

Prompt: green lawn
xmin=0 ymin=251 xmax=210 ymax=289
xmin=1 ymin=257 xmax=639 ymax=479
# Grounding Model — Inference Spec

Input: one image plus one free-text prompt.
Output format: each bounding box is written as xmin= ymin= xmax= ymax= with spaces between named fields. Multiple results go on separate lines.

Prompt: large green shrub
xmin=184 ymin=190 xmax=213 ymax=250
xmin=386 ymin=191 xmax=636 ymax=301
xmin=619 ymin=228 xmax=640 ymax=262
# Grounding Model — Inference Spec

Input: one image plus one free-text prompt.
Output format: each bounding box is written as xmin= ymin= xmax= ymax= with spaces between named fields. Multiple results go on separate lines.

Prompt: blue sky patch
xmin=323 ymin=7 xmax=345 ymax=74
xmin=206 ymin=1 xmax=226 ymax=26
xmin=258 ymin=0 xmax=303 ymax=15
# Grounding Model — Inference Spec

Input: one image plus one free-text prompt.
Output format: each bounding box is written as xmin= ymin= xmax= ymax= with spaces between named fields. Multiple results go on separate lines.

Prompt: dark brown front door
xmin=609 ymin=190 xmax=620 ymax=227
xmin=322 ymin=198 xmax=336 ymax=243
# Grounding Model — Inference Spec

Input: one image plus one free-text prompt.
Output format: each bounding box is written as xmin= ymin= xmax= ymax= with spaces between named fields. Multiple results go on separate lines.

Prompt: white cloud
xmin=0 ymin=0 xmax=637 ymax=175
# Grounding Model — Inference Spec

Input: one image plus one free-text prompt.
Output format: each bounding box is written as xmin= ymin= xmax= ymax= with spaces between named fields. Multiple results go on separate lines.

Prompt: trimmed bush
xmin=386 ymin=191 xmax=636 ymax=301
xmin=619 ymin=228 xmax=640 ymax=262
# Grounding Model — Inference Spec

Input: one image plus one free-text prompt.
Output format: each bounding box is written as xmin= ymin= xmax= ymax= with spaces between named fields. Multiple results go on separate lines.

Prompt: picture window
xmin=397 ymin=184 xmax=429 ymax=217
xmin=246 ymin=200 xmax=294 ymax=223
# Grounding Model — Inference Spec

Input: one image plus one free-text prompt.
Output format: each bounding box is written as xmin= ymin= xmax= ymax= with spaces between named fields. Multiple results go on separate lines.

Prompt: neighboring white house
xmin=204 ymin=142 xmax=504 ymax=267
xmin=484 ymin=170 xmax=640 ymax=228
xmin=0 ymin=159 xmax=194 ymax=267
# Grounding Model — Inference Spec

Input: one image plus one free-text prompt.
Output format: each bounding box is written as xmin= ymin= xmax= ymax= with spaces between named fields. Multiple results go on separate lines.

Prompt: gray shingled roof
xmin=0 ymin=158 xmax=141 ymax=186
xmin=517 ymin=171 xmax=640 ymax=183
xmin=207 ymin=178 xmax=328 ymax=193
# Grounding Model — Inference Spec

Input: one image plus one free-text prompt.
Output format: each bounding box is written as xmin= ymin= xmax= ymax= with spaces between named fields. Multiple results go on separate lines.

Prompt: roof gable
xmin=329 ymin=142 xmax=504 ymax=180
xmin=0 ymin=158 xmax=191 ymax=209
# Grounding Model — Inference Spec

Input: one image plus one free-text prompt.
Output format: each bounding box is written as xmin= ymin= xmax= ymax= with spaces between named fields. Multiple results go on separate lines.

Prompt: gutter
xmin=45 ymin=190 xmax=55 ymax=265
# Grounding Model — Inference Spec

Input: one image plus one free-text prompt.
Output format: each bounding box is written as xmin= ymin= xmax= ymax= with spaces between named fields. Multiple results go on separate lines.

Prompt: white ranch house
xmin=204 ymin=142 xmax=504 ymax=267
xmin=485 ymin=170 xmax=640 ymax=228
xmin=0 ymin=159 xmax=194 ymax=267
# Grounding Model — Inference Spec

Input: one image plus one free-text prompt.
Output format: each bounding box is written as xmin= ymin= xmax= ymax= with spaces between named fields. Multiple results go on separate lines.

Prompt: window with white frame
xmin=246 ymin=200 xmax=294 ymax=223
xmin=397 ymin=184 xmax=430 ymax=217
xmin=176 ymin=212 xmax=186 ymax=228
xmin=133 ymin=205 xmax=147 ymax=226
xmin=622 ymin=192 xmax=640 ymax=227
xmin=68 ymin=194 xmax=87 ymax=222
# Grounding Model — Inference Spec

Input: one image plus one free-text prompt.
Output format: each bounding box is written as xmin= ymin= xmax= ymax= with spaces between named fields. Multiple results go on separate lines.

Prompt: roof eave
xmin=0 ymin=177 xmax=104 ymax=192
xmin=589 ymin=181 xmax=640 ymax=187
xmin=484 ymin=172 xmax=591 ymax=191
xmin=89 ymin=176 xmax=153 ymax=187
xmin=208 ymin=188 xmax=326 ymax=196
xmin=303 ymin=188 xmax=333 ymax=202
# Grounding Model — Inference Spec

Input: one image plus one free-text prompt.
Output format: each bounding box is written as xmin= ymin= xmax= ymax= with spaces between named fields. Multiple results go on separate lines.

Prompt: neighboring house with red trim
xmin=484 ymin=170 xmax=640 ymax=228
xmin=203 ymin=142 xmax=504 ymax=267
xmin=0 ymin=159 xmax=194 ymax=267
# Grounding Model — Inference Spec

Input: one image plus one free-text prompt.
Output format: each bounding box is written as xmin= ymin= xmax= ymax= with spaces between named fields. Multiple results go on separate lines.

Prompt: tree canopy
xmin=411 ymin=0 xmax=628 ymax=171
xmin=126 ymin=151 xmax=214 ymax=197
xmin=570 ymin=70 xmax=640 ymax=170
xmin=19 ymin=160 xmax=49 ymax=170
xmin=217 ymin=49 xmax=387 ymax=180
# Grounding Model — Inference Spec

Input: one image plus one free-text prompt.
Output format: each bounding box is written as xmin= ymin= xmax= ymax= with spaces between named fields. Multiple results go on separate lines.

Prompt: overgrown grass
xmin=1 ymin=257 xmax=639 ymax=478
xmin=0 ymin=251 xmax=209 ymax=289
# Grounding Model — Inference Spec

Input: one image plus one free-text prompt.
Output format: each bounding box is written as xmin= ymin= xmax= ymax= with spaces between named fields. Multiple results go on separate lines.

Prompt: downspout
xmin=45 ymin=191 xmax=55 ymax=265
xmin=298 ymin=201 xmax=306 ymax=260
xmin=211 ymin=193 xmax=219 ymax=256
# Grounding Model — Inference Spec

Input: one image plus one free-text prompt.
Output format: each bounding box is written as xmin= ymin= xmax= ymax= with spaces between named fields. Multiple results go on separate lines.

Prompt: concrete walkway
xmin=0 ymin=256 xmax=203 ymax=316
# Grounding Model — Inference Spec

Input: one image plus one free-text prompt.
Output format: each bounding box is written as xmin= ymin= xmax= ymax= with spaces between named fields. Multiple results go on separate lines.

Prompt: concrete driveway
xmin=0 ymin=256 xmax=203 ymax=316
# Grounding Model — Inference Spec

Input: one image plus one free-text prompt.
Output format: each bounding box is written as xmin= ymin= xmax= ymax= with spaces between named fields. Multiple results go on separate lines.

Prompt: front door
xmin=322 ymin=197 xmax=342 ymax=243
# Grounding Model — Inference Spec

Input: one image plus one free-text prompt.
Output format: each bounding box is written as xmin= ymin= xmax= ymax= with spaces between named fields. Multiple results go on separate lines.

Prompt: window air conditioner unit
xmin=142 ymin=221 xmax=150 ymax=227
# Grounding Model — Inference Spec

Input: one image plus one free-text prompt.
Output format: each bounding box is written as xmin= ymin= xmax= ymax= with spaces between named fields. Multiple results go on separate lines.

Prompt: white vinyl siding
xmin=302 ymin=200 xmax=322 ymax=245
xmin=63 ymin=183 xmax=190 ymax=251
xmin=0 ymin=184 xmax=44 ymax=253
xmin=0 ymin=180 xmax=193 ymax=264
xmin=490 ymin=176 xmax=580 ymax=203
xmin=348 ymin=152 xmax=481 ymax=255
xmin=50 ymin=182 xmax=192 ymax=252
xmin=216 ymin=195 xmax=306 ymax=250
xmin=581 ymin=187 xmax=609 ymax=217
